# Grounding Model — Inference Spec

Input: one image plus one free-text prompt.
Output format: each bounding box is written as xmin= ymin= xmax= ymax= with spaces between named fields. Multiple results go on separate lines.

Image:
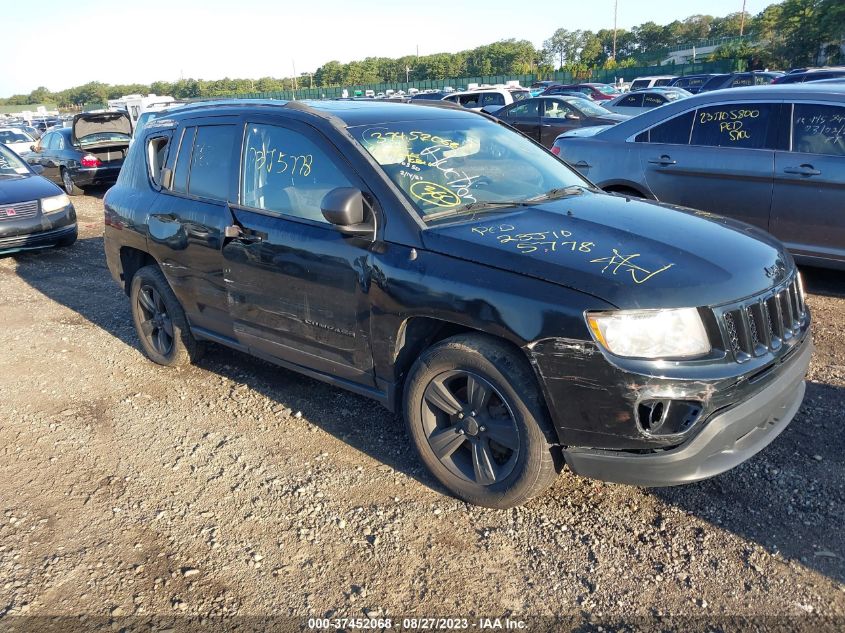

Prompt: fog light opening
xmin=637 ymin=399 xmax=703 ymax=437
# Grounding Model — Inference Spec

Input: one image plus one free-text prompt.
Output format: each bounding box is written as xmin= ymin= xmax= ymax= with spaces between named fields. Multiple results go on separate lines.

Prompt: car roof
xmin=162 ymin=98 xmax=481 ymax=128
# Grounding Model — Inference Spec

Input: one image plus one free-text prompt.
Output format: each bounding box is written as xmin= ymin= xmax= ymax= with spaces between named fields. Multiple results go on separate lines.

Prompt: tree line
xmin=2 ymin=0 xmax=842 ymax=108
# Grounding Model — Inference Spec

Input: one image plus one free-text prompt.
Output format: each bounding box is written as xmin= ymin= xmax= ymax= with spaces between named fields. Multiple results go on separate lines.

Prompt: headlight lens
xmin=41 ymin=193 xmax=70 ymax=214
xmin=586 ymin=308 xmax=710 ymax=359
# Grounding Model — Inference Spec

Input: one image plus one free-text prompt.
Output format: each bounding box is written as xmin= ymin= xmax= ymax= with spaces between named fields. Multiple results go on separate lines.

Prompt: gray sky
xmin=1 ymin=0 xmax=771 ymax=97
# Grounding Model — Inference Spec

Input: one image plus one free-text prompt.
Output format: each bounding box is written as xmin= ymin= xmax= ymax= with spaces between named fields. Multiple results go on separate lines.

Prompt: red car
xmin=540 ymin=83 xmax=620 ymax=101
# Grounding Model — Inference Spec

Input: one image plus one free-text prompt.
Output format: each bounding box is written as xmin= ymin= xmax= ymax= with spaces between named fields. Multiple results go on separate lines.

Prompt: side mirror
xmin=321 ymin=187 xmax=374 ymax=236
xmin=160 ymin=167 xmax=173 ymax=190
xmin=30 ymin=164 xmax=44 ymax=175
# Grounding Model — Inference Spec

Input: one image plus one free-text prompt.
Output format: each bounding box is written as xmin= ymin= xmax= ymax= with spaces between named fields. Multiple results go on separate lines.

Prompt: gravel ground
xmin=0 ymin=191 xmax=843 ymax=631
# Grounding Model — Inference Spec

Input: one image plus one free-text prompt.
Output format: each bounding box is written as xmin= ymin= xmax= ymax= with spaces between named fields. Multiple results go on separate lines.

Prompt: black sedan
xmin=27 ymin=111 xmax=131 ymax=195
xmin=493 ymin=96 xmax=628 ymax=148
xmin=0 ymin=142 xmax=77 ymax=254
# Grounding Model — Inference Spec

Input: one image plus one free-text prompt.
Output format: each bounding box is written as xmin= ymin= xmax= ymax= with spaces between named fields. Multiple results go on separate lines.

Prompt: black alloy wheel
xmin=421 ymin=370 xmax=520 ymax=486
xmin=136 ymin=284 xmax=174 ymax=357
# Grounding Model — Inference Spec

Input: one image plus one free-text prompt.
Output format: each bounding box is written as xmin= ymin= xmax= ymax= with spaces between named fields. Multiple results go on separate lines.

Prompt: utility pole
xmin=406 ymin=65 xmax=411 ymax=82
xmin=612 ymin=0 xmax=618 ymax=60
xmin=739 ymin=0 xmax=746 ymax=36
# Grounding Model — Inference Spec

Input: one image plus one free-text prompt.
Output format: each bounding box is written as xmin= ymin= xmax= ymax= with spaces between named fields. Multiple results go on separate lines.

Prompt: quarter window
xmin=791 ymin=103 xmax=845 ymax=156
xmin=690 ymin=103 xmax=776 ymax=149
xmin=241 ymin=123 xmax=353 ymax=224
xmin=146 ymin=135 xmax=171 ymax=187
xmin=618 ymin=94 xmax=643 ymax=108
xmin=506 ymin=101 xmax=540 ymax=117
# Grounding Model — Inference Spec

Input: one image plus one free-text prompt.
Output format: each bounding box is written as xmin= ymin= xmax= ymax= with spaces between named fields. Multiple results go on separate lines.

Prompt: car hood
xmin=590 ymin=113 xmax=629 ymax=123
xmin=72 ymin=111 xmax=132 ymax=144
xmin=0 ymin=173 xmax=63 ymax=204
xmin=558 ymin=125 xmax=612 ymax=139
xmin=421 ymin=191 xmax=794 ymax=310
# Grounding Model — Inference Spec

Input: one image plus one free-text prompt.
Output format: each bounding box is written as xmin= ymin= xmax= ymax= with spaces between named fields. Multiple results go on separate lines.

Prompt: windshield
xmin=351 ymin=117 xmax=588 ymax=220
xmin=595 ymin=85 xmax=619 ymax=95
xmin=0 ymin=130 xmax=33 ymax=143
xmin=78 ymin=131 xmax=131 ymax=145
xmin=511 ymin=90 xmax=531 ymax=101
xmin=0 ymin=144 xmax=31 ymax=176
xmin=568 ymin=99 xmax=611 ymax=116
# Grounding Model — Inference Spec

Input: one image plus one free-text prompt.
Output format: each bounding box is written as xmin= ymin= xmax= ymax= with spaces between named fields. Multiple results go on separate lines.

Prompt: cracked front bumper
xmin=561 ymin=336 xmax=812 ymax=486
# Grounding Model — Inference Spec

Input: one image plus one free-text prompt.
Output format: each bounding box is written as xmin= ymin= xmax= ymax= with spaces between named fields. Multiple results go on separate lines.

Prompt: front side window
xmin=352 ymin=118 xmax=587 ymax=220
xmin=542 ymin=100 xmax=575 ymax=118
xmin=241 ymin=123 xmax=353 ymax=223
xmin=791 ymin=103 xmax=845 ymax=156
xmin=690 ymin=103 xmax=776 ymax=149
xmin=186 ymin=125 xmax=236 ymax=201
xmin=643 ymin=94 xmax=667 ymax=107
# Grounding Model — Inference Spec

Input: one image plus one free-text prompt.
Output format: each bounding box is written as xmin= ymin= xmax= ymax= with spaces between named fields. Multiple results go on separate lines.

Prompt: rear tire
xmin=61 ymin=168 xmax=83 ymax=196
xmin=403 ymin=334 xmax=559 ymax=508
xmin=130 ymin=265 xmax=204 ymax=367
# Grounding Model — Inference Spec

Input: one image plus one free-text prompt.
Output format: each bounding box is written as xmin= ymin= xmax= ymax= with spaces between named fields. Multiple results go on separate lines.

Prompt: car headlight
xmin=586 ymin=308 xmax=710 ymax=359
xmin=41 ymin=193 xmax=70 ymax=215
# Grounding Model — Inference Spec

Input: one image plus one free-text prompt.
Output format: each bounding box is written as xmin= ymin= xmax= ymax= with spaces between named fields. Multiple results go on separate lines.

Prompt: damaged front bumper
xmin=561 ymin=336 xmax=812 ymax=486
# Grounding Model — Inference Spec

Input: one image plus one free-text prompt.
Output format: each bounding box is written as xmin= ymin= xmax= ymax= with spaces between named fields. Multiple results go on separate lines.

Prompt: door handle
xmin=648 ymin=156 xmax=676 ymax=166
xmin=224 ymin=224 xmax=264 ymax=243
xmin=541 ymin=124 xmax=552 ymax=128
xmin=783 ymin=164 xmax=820 ymax=176
xmin=573 ymin=160 xmax=591 ymax=168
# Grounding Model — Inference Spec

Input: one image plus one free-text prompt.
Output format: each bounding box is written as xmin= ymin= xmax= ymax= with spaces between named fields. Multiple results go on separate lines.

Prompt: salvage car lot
xmin=1 ymin=191 xmax=844 ymax=621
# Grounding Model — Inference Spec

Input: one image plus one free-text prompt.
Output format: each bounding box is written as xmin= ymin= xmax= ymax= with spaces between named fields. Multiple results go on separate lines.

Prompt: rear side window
xmin=690 ymin=104 xmax=776 ymax=149
xmin=187 ymin=125 xmax=236 ymax=201
xmin=618 ymin=94 xmax=643 ymax=107
xmin=506 ymin=101 xmax=540 ymax=117
xmin=791 ymin=103 xmax=845 ymax=156
xmin=458 ymin=94 xmax=480 ymax=108
xmin=481 ymin=92 xmax=505 ymax=106
xmin=641 ymin=110 xmax=695 ymax=144
xmin=631 ymin=80 xmax=650 ymax=90
xmin=241 ymin=123 xmax=353 ymax=224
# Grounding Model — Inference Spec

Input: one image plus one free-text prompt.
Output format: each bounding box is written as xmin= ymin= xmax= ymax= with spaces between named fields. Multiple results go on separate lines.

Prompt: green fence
xmin=194 ymin=59 xmax=740 ymax=103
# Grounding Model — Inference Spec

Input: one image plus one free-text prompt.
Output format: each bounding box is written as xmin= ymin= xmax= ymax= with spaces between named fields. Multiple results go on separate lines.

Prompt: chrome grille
xmin=0 ymin=200 xmax=38 ymax=222
xmin=718 ymin=274 xmax=807 ymax=363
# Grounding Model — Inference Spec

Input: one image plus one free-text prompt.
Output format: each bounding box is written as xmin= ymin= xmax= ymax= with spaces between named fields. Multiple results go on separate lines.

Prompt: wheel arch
xmin=600 ymin=180 xmax=654 ymax=199
xmin=119 ymin=246 xmax=158 ymax=295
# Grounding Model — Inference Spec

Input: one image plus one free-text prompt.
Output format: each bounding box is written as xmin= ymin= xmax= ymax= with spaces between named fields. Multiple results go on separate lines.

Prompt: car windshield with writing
xmin=351 ymin=118 xmax=587 ymax=221
xmin=568 ymin=99 xmax=611 ymax=116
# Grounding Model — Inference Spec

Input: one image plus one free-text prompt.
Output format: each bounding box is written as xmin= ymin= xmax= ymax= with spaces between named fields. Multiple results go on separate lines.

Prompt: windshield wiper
xmin=423 ymin=200 xmax=534 ymax=223
xmin=526 ymin=185 xmax=587 ymax=202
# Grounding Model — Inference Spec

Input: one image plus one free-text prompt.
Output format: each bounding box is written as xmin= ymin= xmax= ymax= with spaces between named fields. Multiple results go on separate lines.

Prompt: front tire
xmin=61 ymin=168 xmax=83 ymax=196
xmin=403 ymin=334 xmax=559 ymax=508
xmin=130 ymin=265 xmax=204 ymax=367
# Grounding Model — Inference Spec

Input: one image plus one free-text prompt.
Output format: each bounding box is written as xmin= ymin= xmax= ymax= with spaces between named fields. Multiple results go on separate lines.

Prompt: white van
xmin=629 ymin=75 xmax=678 ymax=91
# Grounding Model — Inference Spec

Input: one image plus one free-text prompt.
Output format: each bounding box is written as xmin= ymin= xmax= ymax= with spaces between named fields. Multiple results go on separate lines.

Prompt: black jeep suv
xmin=103 ymin=99 xmax=812 ymax=508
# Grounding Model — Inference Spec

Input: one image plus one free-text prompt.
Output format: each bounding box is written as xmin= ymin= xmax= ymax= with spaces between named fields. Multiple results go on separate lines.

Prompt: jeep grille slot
xmin=718 ymin=274 xmax=806 ymax=363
